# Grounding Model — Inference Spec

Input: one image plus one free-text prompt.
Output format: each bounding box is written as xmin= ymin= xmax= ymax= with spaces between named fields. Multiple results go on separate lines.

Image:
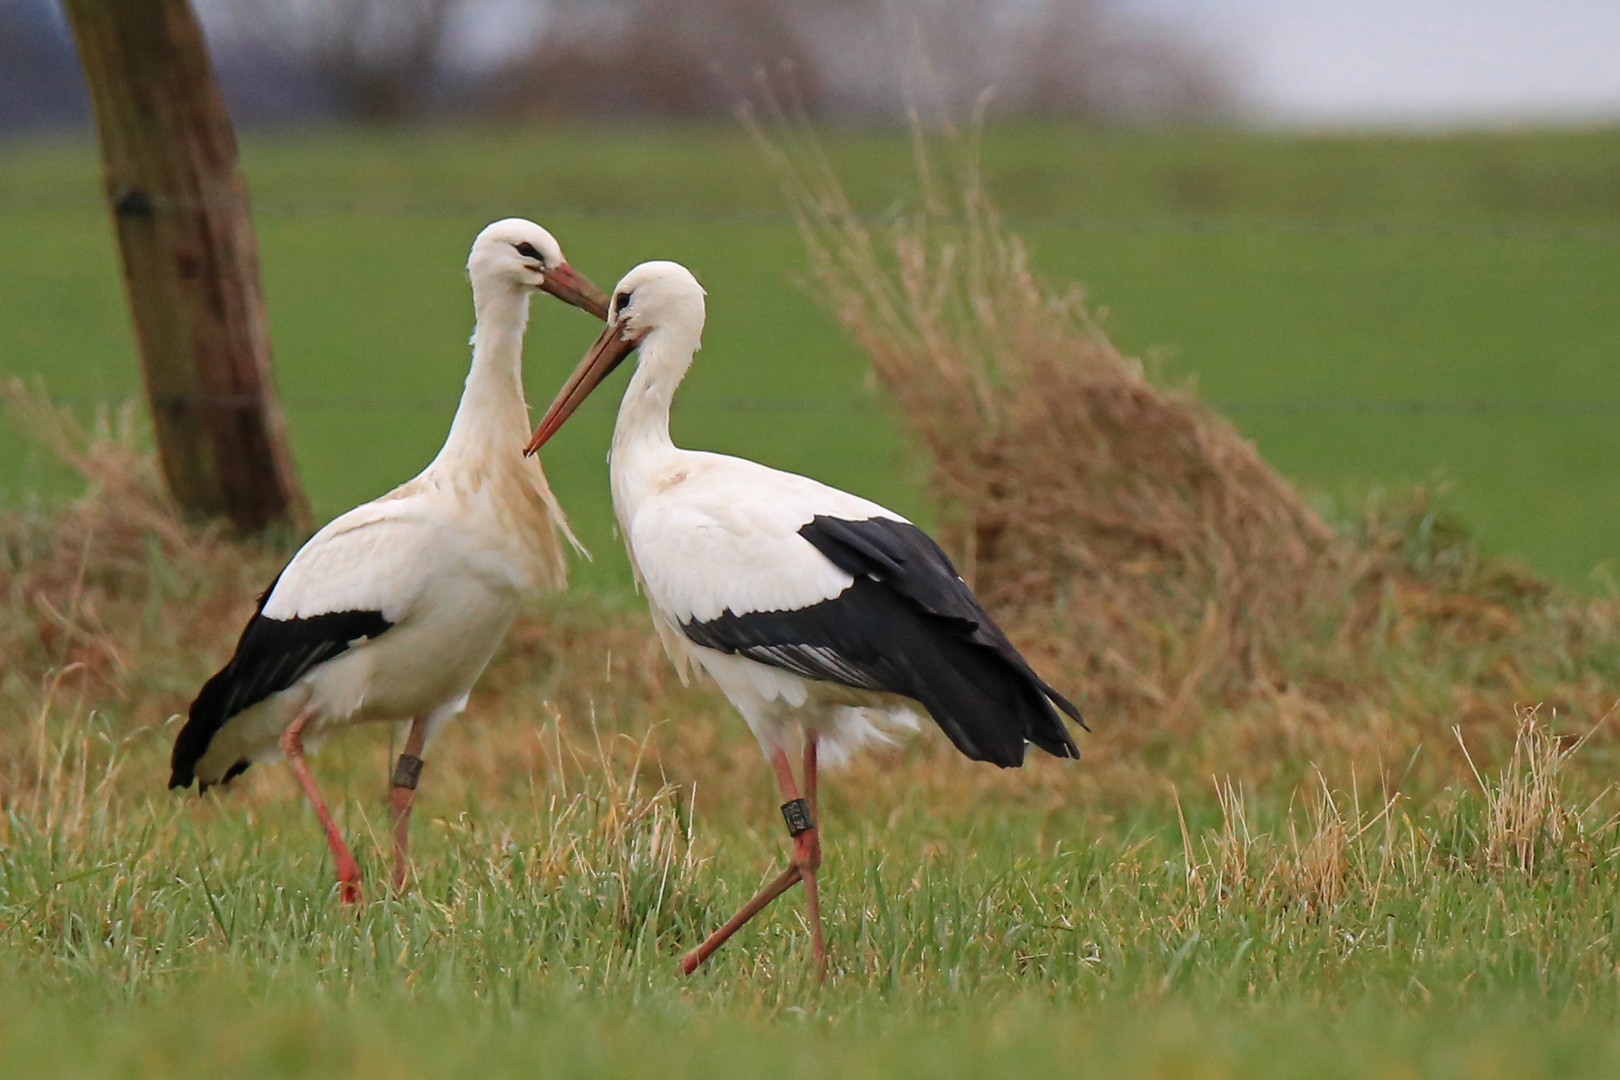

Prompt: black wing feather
xmin=169 ymin=572 xmax=392 ymax=791
xmin=681 ymin=515 xmax=1083 ymax=768
xmin=804 ymin=516 xmax=1086 ymax=730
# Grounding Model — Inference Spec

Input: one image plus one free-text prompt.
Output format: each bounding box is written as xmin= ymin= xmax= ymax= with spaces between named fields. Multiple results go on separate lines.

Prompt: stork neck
xmin=436 ymin=284 xmax=533 ymax=467
xmin=610 ymin=329 xmax=690 ymax=458
xmin=609 ymin=327 xmax=694 ymax=513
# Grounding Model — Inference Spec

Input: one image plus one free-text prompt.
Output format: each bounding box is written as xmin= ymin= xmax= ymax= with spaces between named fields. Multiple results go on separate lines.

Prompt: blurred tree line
xmin=3 ymin=0 xmax=1231 ymax=129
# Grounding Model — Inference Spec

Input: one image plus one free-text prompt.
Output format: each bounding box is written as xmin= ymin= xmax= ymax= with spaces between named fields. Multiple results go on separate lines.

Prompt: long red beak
xmin=524 ymin=318 xmax=645 ymax=456
xmin=537 ymin=262 xmax=609 ymax=321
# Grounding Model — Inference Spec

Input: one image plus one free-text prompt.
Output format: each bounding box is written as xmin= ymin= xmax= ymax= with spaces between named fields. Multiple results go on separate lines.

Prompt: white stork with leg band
xmin=524 ymin=260 xmax=1085 ymax=981
xmin=169 ymin=220 xmax=607 ymax=903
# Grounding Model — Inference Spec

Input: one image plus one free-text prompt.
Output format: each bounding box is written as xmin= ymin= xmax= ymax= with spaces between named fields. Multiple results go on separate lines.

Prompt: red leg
xmin=390 ymin=718 xmax=428 ymax=895
xmin=679 ymin=865 xmax=802 ymax=975
xmin=681 ymin=741 xmax=828 ymax=978
xmin=803 ymin=731 xmax=819 ymax=821
xmin=800 ymin=731 xmax=825 ymax=983
xmin=279 ymin=710 xmax=363 ymax=904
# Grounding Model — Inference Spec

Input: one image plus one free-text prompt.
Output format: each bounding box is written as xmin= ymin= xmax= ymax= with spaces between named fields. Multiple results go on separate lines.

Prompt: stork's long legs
xmin=680 ymin=732 xmax=825 ymax=982
xmin=279 ymin=710 xmax=363 ymax=904
xmin=800 ymin=732 xmax=825 ymax=982
xmin=389 ymin=717 xmax=429 ymax=894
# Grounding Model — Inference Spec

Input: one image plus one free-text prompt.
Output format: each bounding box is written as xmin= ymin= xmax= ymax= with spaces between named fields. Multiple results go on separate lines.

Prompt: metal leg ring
xmin=391 ymin=753 xmax=425 ymax=791
xmin=781 ymin=797 xmax=814 ymax=836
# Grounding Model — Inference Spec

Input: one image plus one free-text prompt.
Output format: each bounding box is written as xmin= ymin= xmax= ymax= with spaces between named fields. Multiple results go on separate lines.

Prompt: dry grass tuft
xmin=1273 ymin=778 xmax=1358 ymax=916
xmin=2 ymin=666 xmax=129 ymax=846
xmin=1184 ymin=772 xmax=1401 ymax=918
xmin=1460 ymin=705 xmax=1615 ymax=877
xmin=0 ymin=380 xmax=283 ymax=711
xmin=516 ymin=720 xmax=708 ymax=939
xmin=1157 ymin=710 xmax=1620 ymax=938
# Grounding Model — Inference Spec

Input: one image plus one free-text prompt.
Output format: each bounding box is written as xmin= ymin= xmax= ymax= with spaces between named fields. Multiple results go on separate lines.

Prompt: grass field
xmin=7 ymin=545 xmax=1620 ymax=1080
xmin=6 ymin=121 xmax=1620 ymax=1078
xmin=6 ymin=591 xmax=1620 ymax=1079
xmin=2 ymin=123 xmax=1619 ymax=588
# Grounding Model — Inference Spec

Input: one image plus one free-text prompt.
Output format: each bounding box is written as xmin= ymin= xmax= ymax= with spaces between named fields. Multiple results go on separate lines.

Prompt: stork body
xmin=170 ymin=219 xmax=607 ymax=902
xmin=526 ymin=261 xmax=1082 ymax=978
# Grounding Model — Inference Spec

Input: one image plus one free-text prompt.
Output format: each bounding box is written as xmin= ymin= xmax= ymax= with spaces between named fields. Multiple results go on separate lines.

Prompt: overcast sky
xmin=22 ymin=0 xmax=1620 ymax=129
xmin=1134 ymin=0 xmax=1620 ymax=125
xmin=438 ymin=0 xmax=1620 ymax=126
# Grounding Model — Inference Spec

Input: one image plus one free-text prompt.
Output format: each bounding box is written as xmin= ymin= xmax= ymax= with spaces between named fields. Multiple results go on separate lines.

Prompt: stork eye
xmin=613 ymin=288 xmax=635 ymax=315
xmin=513 ymin=241 xmax=544 ymax=263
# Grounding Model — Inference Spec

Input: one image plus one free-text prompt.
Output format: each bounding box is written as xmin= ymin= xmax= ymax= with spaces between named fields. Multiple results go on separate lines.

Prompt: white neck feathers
xmin=435 ymin=283 xmax=533 ymax=469
xmin=609 ymin=323 xmax=700 ymax=519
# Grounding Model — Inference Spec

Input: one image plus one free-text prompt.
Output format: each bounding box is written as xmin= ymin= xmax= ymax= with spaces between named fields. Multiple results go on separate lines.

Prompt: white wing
xmin=628 ymin=452 xmax=907 ymax=625
xmin=261 ymin=496 xmax=449 ymax=624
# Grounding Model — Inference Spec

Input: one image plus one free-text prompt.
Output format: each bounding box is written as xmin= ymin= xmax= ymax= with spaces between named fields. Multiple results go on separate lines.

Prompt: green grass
xmin=3 ymin=123 xmax=1620 ymax=587
xmin=13 ymin=994 xmax=1620 ymax=1080
xmin=5 ymin=694 xmax=1620 ymax=1079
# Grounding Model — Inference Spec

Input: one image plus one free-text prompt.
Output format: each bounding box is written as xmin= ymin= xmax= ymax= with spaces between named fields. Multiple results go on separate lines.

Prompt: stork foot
xmin=338 ymin=870 xmax=363 ymax=906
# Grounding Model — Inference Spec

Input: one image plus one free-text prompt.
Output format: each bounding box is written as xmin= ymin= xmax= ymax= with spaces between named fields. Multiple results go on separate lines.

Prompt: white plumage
xmin=171 ymin=218 xmax=606 ymax=902
xmin=622 ymin=451 xmax=921 ymax=763
xmin=628 ymin=456 xmax=892 ymax=623
xmin=189 ymin=505 xmax=534 ymax=781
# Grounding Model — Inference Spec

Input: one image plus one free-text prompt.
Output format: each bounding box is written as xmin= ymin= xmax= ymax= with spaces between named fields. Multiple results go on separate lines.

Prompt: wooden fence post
xmin=62 ymin=0 xmax=310 ymax=535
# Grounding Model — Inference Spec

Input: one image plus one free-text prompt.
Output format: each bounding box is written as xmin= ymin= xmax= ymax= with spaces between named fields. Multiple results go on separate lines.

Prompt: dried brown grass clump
xmin=0 ymin=381 xmax=283 ymax=709
xmin=751 ymin=118 xmax=1339 ymax=718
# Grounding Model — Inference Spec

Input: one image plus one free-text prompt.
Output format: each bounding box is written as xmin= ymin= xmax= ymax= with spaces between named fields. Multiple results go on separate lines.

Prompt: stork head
xmin=467 ymin=218 xmax=608 ymax=319
xmin=525 ymin=261 xmax=706 ymax=454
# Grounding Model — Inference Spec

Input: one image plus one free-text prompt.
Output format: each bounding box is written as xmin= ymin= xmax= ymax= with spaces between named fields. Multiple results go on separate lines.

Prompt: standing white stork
xmin=523 ymin=261 xmax=1084 ymax=980
xmin=169 ymin=219 xmax=607 ymax=904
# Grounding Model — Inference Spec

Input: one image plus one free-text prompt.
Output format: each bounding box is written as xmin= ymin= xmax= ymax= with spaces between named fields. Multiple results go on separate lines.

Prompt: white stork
xmin=523 ymin=261 xmax=1084 ymax=980
xmin=169 ymin=219 xmax=607 ymax=903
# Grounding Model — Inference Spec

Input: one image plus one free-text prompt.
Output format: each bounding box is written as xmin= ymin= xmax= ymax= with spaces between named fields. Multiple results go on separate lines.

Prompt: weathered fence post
xmin=62 ymin=0 xmax=310 ymax=535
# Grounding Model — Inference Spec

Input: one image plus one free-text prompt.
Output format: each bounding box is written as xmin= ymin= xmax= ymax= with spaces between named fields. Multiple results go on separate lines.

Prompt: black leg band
xmin=390 ymin=753 xmax=424 ymax=791
xmin=781 ymin=797 xmax=814 ymax=836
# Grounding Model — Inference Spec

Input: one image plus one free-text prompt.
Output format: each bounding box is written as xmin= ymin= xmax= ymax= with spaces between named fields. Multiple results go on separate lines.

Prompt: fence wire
xmin=34 ymin=393 xmax=1620 ymax=416
xmin=7 ymin=193 xmax=1620 ymax=245
xmin=12 ymin=193 xmax=1617 ymax=420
